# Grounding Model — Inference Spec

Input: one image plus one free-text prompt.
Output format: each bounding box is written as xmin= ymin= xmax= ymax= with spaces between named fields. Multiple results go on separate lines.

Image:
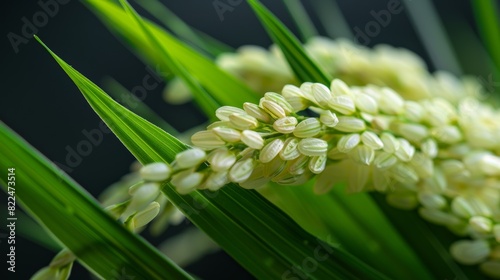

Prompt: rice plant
xmin=1 ymin=0 xmax=499 ymax=279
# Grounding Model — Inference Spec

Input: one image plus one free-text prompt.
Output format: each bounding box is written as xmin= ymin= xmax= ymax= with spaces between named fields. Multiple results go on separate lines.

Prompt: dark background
xmin=0 ymin=0 xmax=491 ymax=279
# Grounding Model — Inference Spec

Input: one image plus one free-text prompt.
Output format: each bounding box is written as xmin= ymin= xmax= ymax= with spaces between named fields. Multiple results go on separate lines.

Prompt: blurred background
xmin=0 ymin=0 xmax=494 ymax=279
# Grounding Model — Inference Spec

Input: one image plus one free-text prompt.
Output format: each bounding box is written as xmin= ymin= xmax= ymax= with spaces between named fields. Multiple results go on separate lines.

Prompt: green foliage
xmin=0 ymin=120 xmax=191 ymax=280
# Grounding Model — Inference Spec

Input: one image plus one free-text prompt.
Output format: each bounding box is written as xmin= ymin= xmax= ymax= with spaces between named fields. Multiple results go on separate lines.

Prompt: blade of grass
xmin=38 ymin=36 xmax=389 ymax=280
xmin=472 ymin=0 xmax=500 ymax=74
xmin=85 ymin=0 xmax=259 ymax=108
xmin=310 ymin=0 xmax=353 ymax=40
xmin=134 ymin=0 xmax=233 ymax=56
xmin=247 ymin=0 xmax=331 ymax=85
xmin=103 ymin=77 xmax=179 ymax=134
xmin=403 ymin=0 xmax=462 ymax=74
xmin=282 ymin=0 xmax=318 ymax=41
xmin=0 ymin=122 xmax=192 ymax=280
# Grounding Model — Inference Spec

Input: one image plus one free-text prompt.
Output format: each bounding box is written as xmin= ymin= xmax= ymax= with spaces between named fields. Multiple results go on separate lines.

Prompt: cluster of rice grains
xmin=156 ymin=76 xmax=500 ymax=277
xmin=129 ymin=37 xmax=500 ymax=277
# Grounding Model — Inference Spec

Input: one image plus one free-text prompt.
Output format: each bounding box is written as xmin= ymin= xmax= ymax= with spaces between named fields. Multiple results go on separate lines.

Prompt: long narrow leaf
xmin=248 ymin=0 xmax=331 ymax=85
xmin=0 ymin=122 xmax=192 ymax=280
xmin=38 ymin=37 xmax=389 ymax=280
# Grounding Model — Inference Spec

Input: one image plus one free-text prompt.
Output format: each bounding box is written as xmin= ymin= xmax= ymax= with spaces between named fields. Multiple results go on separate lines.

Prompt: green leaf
xmin=85 ymin=0 xmax=260 ymax=108
xmin=248 ymin=0 xmax=331 ymax=85
xmin=38 ymin=37 xmax=389 ymax=280
xmin=0 ymin=122 xmax=192 ymax=280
